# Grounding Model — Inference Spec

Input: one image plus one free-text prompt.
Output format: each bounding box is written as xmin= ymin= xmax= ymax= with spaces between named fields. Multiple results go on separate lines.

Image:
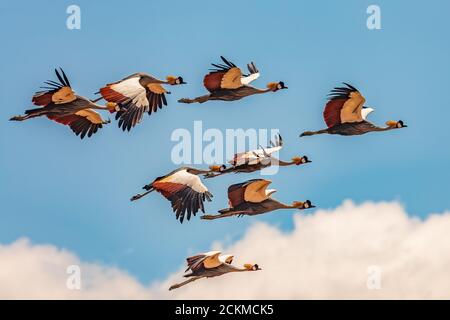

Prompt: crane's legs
xmin=201 ymin=210 xmax=251 ymax=220
xmin=178 ymin=95 xmax=210 ymax=104
xmin=169 ymin=276 xmax=202 ymax=291
xmin=10 ymin=114 xmax=32 ymax=121
xmin=299 ymin=129 xmax=328 ymax=137
xmin=130 ymin=189 xmax=153 ymax=201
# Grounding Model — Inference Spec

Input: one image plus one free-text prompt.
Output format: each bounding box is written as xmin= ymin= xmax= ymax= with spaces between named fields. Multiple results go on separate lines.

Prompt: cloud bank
xmin=1 ymin=201 xmax=450 ymax=299
xmin=0 ymin=238 xmax=155 ymax=299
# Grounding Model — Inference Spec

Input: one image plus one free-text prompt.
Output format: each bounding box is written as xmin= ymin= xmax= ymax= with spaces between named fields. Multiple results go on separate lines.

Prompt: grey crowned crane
xmin=169 ymin=251 xmax=261 ymax=290
xmin=204 ymin=134 xmax=311 ymax=178
xmin=300 ymin=83 xmax=407 ymax=137
xmin=98 ymin=72 xmax=185 ymax=131
xmin=10 ymin=68 xmax=113 ymax=139
xmin=178 ymin=56 xmax=287 ymax=104
xmin=201 ymin=179 xmax=314 ymax=220
xmin=130 ymin=167 xmax=217 ymax=223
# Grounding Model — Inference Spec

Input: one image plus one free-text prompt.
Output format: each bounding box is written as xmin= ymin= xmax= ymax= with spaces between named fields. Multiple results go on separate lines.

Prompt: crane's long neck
xmin=189 ymin=168 xmax=214 ymax=175
xmin=89 ymin=100 xmax=110 ymax=110
xmin=271 ymin=199 xmax=296 ymax=210
xmin=229 ymin=265 xmax=249 ymax=272
xmin=146 ymin=78 xmax=167 ymax=84
xmin=372 ymin=126 xmax=394 ymax=132
xmin=90 ymin=105 xmax=109 ymax=110
xmin=256 ymin=88 xmax=272 ymax=94
xmin=277 ymin=159 xmax=296 ymax=167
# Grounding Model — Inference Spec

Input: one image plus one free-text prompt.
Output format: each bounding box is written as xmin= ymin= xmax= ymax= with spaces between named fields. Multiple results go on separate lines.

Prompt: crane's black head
xmin=293 ymin=200 xmax=315 ymax=210
xmin=278 ymin=81 xmax=288 ymax=90
xmin=301 ymin=156 xmax=311 ymax=164
xmin=252 ymin=264 xmax=261 ymax=271
xmin=303 ymin=200 xmax=315 ymax=209
xmin=397 ymin=120 xmax=407 ymax=128
xmin=244 ymin=263 xmax=262 ymax=271
xmin=267 ymin=81 xmax=288 ymax=91
xmin=292 ymin=156 xmax=311 ymax=165
xmin=167 ymin=76 xmax=186 ymax=85
xmin=209 ymin=164 xmax=226 ymax=172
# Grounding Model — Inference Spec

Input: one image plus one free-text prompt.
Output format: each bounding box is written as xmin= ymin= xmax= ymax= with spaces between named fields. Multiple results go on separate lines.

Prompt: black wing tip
xmin=342 ymin=82 xmax=356 ymax=88
xmin=327 ymin=82 xmax=359 ymax=100
xmin=54 ymin=67 xmax=71 ymax=88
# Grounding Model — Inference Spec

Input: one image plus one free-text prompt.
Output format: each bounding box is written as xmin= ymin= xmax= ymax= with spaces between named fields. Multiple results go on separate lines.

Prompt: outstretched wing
xmin=323 ymin=83 xmax=366 ymax=128
xmin=203 ymin=56 xmax=243 ymax=92
xmin=32 ymin=68 xmax=76 ymax=107
xmin=151 ymin=169 xmax=213 ymax=223
xmin=229 ymin=134 xmax=283 ymax=165
xmin=48 ymin=108 xmax=107 ymax=139
xmin=227 ymin=179 xmax=271 ymax=207
xmin=185 ymin=251 xmax=222 ymax=272
xmin=99 ymin=74 xmax=169 ymax=131
xmin=115 ymin=83 xmax=168 ymax=131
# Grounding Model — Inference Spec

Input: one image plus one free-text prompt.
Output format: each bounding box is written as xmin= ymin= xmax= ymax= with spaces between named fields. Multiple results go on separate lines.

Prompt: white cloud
xmin=0 ymin=238 xmax=155 ymax=299
xmin=1 ymin=201 xmax=450 ymax=299
xmin=161 ymin=200 xmax=450 ymax=299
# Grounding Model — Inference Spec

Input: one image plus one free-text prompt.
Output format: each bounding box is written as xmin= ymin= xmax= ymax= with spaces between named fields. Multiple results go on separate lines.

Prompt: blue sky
xmin=0 ymin=0 xmax=449 ymax=284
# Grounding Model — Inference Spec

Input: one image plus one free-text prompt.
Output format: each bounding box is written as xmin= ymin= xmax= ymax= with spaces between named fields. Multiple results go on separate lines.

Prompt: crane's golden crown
xmin=292 ymin=156 xmax=303 ymax=165
xmin=267 ymin=82 xmax=279 ymax=91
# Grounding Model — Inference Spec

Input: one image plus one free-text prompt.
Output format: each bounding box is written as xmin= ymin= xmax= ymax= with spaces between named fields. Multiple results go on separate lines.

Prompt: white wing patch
xmin=241 ymin=72 xmax=260 ymax=85
xmin=111 ymin=77 xmax=149 ymax=108
xmin=168 ymin=169 xmax=208 ymax=193
xmin=203 ymin=250 xmax=222 ymax=256
xmin=361 ymin=107 xmax=375 ymax=120
xmin=230 ymin=145 xmax=283 ymax=165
